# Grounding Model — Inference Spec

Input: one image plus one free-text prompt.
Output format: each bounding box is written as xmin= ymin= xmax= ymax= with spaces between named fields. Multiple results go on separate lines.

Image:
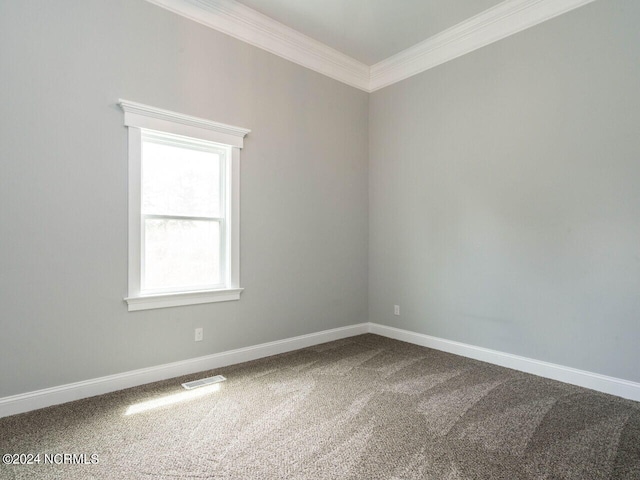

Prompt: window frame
xmin=139 ymin=130 xmax=229 ymax=295
xmin=119 ymin=100 xmax=250 ymax=311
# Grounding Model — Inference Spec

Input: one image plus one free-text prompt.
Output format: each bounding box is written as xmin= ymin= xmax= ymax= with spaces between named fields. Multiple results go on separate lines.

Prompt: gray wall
xmin=369 ymin=0 xmax=640 ymax=382
xmin=0 ymin=0 xmax=369 ymax=396
xmin=2 ymin=0 xmax=639 ymax=399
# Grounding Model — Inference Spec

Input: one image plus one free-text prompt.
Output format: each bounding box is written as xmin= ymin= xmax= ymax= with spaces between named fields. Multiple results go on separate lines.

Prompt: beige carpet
xmin=1 ymin=334 xmax=639 ymax=479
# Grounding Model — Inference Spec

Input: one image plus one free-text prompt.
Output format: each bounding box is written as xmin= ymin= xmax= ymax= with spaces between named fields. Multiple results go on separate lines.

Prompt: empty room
xmin=1 ymin=0 xmax=639 ymax=478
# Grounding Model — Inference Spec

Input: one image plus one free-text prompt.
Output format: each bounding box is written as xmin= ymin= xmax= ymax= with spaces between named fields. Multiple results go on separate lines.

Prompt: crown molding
xmin=369 ymin=0 xmax=598 ymax=91
xmin=144 ymin=0 xmax=598 ymax=93
xmin=144 ymin=0 xmax=370 ymax=92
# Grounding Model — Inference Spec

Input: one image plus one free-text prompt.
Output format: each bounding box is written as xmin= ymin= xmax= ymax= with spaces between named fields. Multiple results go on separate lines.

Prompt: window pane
xmin=142 ymin=140 xmax=222 ymax=217
xmin=143 ymin=219 xmax=221 ymax=291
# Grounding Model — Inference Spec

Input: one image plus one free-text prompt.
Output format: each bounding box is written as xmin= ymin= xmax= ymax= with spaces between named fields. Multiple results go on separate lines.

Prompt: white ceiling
xmin=237 ymin=0 xmax=504 ymax=65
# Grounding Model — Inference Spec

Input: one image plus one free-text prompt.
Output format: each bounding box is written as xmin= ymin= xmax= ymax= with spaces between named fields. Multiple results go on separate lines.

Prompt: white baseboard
xmin=368 ymin=323 xmax=640 ymax=402
xmin=0 ymin=323 xmax=369 ymax=418
xmin=3 ymin=321 xmax=638 ymax=418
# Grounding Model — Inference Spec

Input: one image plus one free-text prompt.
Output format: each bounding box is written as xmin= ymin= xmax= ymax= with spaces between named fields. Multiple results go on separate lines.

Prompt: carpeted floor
xmin=1 ymin=334 xmax=639 ymax=479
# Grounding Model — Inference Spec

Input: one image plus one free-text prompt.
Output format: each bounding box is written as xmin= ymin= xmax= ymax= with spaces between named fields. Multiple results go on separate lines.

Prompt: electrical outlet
xmin=394 ymin=305 xmax=400 ymax=316
xmin=195 ymin=327 xmax=203 ymax=342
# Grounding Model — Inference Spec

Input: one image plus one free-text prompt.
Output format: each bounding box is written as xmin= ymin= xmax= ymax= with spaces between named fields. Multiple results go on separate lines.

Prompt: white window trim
xmin=119 ymin=100 xmax=250 ymax=311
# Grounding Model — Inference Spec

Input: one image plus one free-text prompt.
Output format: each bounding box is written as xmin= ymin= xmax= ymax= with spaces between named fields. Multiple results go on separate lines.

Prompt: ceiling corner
xmin=145 ymin=0 xmax=598 ymax=93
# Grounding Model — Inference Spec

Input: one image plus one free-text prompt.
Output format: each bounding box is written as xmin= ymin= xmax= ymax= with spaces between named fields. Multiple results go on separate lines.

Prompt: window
xmin=120 ymin=100 xmax=250 ymax=311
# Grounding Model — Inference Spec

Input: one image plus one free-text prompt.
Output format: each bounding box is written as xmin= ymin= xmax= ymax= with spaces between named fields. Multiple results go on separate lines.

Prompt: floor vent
xmin=182 ymin=375 xmax=226 ymax=390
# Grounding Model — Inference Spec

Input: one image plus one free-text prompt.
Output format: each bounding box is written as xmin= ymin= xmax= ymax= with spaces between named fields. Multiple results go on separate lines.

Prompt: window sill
xmin=125 ymin=288 xmax=243 ymax=312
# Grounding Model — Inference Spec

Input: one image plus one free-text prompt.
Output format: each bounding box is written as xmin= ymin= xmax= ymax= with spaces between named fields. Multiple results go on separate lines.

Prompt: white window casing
xmin=119 ymin=100 xmax=250 ymax=311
